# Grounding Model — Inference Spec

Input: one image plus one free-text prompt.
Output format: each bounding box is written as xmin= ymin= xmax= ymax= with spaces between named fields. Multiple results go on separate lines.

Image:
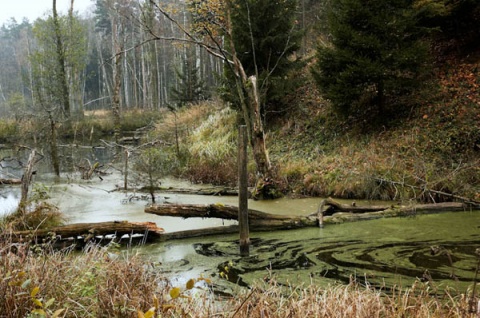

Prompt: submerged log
xmin=2 ymin=221 xmax=164 ymax=243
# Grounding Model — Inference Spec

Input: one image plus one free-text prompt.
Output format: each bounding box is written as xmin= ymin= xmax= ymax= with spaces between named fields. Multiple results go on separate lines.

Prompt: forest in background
xmin=0 ymin=2 xmax=480 ymax=317
xmin=0 ymin=0 xmax=478 ymax=203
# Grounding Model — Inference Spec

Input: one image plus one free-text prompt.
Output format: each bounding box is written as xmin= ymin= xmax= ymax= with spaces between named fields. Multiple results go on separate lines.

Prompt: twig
xmin=231 ymin=287 xmax=256 ymax=318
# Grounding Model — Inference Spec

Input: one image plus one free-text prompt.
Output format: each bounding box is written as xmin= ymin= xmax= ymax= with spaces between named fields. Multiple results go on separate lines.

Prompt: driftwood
xmin=0 ymin=178 xmax=22 ymax=185
xmin=2 ymin=221 xmax=164 ymax=244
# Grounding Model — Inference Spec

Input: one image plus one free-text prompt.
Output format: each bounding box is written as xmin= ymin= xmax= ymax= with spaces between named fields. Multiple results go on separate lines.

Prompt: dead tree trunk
xmin=18 ymin=150 xmax=37 ymax=213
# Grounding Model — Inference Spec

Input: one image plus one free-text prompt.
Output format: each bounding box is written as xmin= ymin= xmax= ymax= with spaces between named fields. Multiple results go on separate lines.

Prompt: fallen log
xmin=145 ymin=203 xmax=298 ymax=220
xmin=0 ymin=178 xmax=22 ymax=185
xmin=315 ymin=198 xmax=468 ymax=215
xmin=145 ymin=203 xmax=317 ymax=233
xmin=1 ymin=221 xmax=164 ymax=243
xmin=146 ymin=199 xmax=475 ymax=233
xmin=318 ymin=197 xmax=396 ymax=215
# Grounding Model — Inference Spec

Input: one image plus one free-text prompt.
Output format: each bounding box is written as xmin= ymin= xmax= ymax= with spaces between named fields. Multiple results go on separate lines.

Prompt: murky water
xmin=141 ymin=211 xmax=480 ymax=294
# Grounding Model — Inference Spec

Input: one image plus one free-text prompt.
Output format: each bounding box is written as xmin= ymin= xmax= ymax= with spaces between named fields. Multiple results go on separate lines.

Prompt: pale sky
xmin=0 ymin=0 xmax=94 ymax=26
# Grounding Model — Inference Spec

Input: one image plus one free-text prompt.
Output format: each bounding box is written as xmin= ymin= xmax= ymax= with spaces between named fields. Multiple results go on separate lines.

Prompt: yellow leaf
xmin=30 ymin=286 xmax=40 ymax=298
xmin=137 ymin=310 xmax=145 ymax=318
xmin=186 ymin=278 xmax=195 ymax=290
xmin=32 ymin=298 xmax=43 ymax=307
xmin=169 ymin=287 xmax=181 ymax=299
xmin=144 ymin=308 xmax=156 ymax=318
xmin=52 ymin=309 xmax=65 ymax=318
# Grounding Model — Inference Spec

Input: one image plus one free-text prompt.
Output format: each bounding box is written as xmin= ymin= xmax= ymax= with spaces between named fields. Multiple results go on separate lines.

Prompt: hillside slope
xmin=267 ymin=47 xmax=480 ymax=202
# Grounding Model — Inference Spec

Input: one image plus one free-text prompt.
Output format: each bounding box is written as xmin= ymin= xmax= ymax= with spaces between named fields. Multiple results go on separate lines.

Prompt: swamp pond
xmin=0 ymin=146 xmax=479 ymax=295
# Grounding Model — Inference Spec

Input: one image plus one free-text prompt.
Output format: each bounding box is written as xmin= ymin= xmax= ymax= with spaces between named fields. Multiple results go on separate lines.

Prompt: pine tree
xmin=312 ymin=0 xmax=429 ymax=118
xmin=170 ymin=48 xmax=209 ymax=107
xmin=220 ymin=0 xmax=302 ymax=113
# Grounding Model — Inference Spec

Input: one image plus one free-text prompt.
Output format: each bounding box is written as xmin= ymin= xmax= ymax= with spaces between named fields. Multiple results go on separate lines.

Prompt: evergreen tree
xmin=312 ymin=0 xmax=429 ymax=118
xmin=170 ymin=48 xmax=209 ymax=107
xmin=220 ymin=0 xmax=302 ymax=114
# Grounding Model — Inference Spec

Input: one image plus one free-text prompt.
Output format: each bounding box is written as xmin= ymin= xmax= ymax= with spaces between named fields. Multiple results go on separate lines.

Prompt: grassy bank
xmin=150 ymin=51 xmax=479 ymax=203
xmin=0 ymin=241 xmax=477 ymax=317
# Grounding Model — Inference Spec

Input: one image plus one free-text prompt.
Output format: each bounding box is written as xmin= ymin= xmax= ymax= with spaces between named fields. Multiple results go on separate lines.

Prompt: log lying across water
xmin=146 ymin=198 xmax=475 ymax=236
xmin=2 ymin=221 xmax=164 ymax=244
xmin=145 ymin=203 xmax=316 ymax=232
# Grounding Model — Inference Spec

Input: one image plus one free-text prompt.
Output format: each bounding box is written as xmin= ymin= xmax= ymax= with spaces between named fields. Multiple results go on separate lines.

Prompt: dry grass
xmin=221 ymin=279 xmax=478 ymax=318
xmin=1 ymin=240 xmax=477 ymax=318
xmin=154 ymin=101 xmax=220 ymax=143
xmin=274 ymin=124 xmax=480 ymax=201
xmin=152 ymin=100 xmax=240 ymax=186
xmin=0 ymin=242 xmax=170 ymax=318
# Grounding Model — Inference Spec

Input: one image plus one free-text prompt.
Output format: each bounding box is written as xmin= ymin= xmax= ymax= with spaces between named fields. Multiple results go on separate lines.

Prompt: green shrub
xmin=0 ymin=119 xmax=18 ymax=142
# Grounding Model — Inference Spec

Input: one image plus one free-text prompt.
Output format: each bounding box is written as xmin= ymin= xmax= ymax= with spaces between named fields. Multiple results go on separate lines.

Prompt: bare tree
xmin=144 ymin=0 xmax=299 ymax=197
